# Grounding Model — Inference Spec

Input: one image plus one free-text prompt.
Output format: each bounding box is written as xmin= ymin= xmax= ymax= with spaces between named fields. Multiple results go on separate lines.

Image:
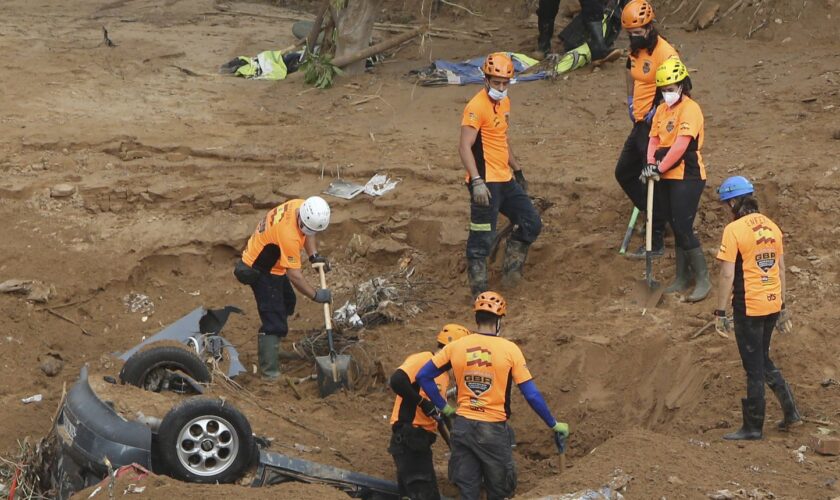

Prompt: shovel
xmin=641 ymin=178 xmax=663 ymax=309
xmin=619 ymin=207 xmax=640 ymax=255
xmin=313 ymin=263 xmax=351 ymax=397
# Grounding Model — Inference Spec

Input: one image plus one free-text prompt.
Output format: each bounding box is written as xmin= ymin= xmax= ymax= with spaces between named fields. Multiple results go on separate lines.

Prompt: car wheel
xmin=156 ymin=398 xmax=255 ymax=483
xmin=120 ymin=345 xmax=211 ymax=393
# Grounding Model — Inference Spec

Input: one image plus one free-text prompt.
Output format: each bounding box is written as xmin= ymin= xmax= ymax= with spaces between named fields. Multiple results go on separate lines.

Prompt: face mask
xmin=629 ymin=34 xmax=648 ymax=51
xmin=487 ymin=87 xmax=507 ymax=101
xmin=662 ymin=90 xmax=682 ymax=107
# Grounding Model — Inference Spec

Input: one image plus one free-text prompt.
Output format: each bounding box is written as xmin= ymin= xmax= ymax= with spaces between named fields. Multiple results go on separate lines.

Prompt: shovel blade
xmin=315 ymin=354 xmax=351 ymax=397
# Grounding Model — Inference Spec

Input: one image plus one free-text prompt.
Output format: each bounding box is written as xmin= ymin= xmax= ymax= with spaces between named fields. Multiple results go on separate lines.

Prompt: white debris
xmin=793 ymin=446 xmax=806 ymax=463
xmin=123 ymin=292 xmax=154 ymax=315
xmin=87 ymin=486 xmax=102 ymax=498
xmin=363 ymin=173 xmax=400 ymax=197
xmin=334 ymin=301 xmax=363 ymax=328
xmin=21 ymin=394 xmax=43 ymax=404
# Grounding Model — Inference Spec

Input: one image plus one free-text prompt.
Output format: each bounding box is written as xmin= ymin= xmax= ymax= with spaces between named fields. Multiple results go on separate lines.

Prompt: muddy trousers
xmin=249 ymin=273 xmax=296 ymax=337
xmin=733 ymin=312 xmax=783 ymax=401
xmin=466 ymin=180 xmax=542 ymax=260
xmin=615 ymin=121 xmax=666 ymax=243
xmin=449 ymin=417 xmax=517 ymax=500
xmin=657 ymin=179 xmax=705 ymax=251
xmin=388 ymin=425 xmax=440 ymax=500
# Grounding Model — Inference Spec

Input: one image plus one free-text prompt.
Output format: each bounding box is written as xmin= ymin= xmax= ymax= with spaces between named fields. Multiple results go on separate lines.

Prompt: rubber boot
xmin=723 ymin=398 xmax=765 ymax=441
xmin=257 ymin=333 xmax=280 ymax=380
xmin=501 ymin=239 xmax=530 ymax=289
xmin=627 ymin=223 xmax=664 ymax=260
xmin=534 ymin=20 xmax=554 ymax=59
xmin=767 ymin=370 xmax=802 ymax=430
xmin=685 ymin=247 xmax=712 ymax=302
xmin=585 ymin=21 xmax=621 ymax=65
xmin=467 ymin=258 xmax=488 ymax=299
xmin=664 ymin=247 xmax=691 ymax=293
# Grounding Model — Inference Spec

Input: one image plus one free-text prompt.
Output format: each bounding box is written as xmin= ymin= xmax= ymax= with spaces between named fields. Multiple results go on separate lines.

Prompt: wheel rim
xmin=175 ymin=415 xmax=239 ymax=477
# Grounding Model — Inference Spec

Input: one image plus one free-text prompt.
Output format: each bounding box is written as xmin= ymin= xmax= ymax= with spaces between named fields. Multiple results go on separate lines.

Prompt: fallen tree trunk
xmin=332 ymin=25 xmax=426 ymax=69
xmin=335 ymin=0 xmax=381 ymax=75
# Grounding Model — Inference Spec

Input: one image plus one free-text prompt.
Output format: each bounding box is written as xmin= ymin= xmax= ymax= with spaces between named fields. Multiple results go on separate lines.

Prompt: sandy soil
xmin=1 ymin=0 xmax=840 ymax=498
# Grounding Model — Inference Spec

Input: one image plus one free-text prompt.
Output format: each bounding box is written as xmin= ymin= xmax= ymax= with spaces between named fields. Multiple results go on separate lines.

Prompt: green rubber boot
xmin=685 ymin=247 xmax=712 ymax=302
xmin=257 ymin=333 xmax=280 ymax=380
xmin=664 ymin=247 xmax=691 ymax=293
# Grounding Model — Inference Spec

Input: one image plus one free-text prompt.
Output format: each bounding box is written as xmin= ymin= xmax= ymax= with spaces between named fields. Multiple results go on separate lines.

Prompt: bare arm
xmin=779 ymin=254 xmax=786 ymax=305
xmin=459 ymin=125 xmax=480 ymax=180
xmin=286 ymin=267 xmax=317 ymax=300
xmin=717 ymin=261 xmax=735 ymax=312
xmin=507 ymin=137 xmax=521 ymax=172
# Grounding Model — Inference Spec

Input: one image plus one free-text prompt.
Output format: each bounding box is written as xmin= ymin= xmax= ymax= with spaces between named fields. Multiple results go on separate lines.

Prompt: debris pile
xmin=0 ymin=279 xmax=54 ymax=303
xmin=122 ymin=292 xmax=154 ymax=316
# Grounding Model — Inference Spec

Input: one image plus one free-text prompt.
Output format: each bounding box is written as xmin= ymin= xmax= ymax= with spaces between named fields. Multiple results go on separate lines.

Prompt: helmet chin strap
xmin=495 ymin=318 xmax=502 ymax=336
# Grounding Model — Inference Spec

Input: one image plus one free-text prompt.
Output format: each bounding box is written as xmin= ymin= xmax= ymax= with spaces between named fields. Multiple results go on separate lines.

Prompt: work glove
xmin=309 ymin=253 xmax=331 ymax=272
xmin=442 ymin=404 xmax=457 ymax=418
xmin=639 ymin=163 xmax=661 ymax=183
xmin=313 ymin=288 xmax=332 ymax=303
xmin=776 ymin=305 xmax=792 ymax=334
xmin=714 ymin=309 xmax=732 ymax=338
xmin=552 ymin=422 xmax=569 ymax=453
xmin=627 ymin=96 xmax=635 ymax=123
xmin=513 ymin=170 xmax=528 ymax=194
xmin=470 ymin=177 xmax=491 ymax=207
xmin=418 ymin=399 xmax=440 ymax=419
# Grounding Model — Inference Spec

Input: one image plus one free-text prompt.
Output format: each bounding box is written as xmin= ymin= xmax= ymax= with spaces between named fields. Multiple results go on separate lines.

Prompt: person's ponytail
xmin=732 ymin=195 xmax=759 ymax=218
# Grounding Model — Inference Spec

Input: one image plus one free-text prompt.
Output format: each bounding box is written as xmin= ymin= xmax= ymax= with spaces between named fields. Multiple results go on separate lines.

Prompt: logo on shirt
xmin=755 ymin=251 xmax=777 ymax=273
xmin=466 ymin=347 xmax=492 ymax=367
xmin=464 ymin=372 xmax=493 ymax=397
xmin=642 ymin=60 xmax=651 ymax=74
xmin=752 ymin=224 xmax=776 ymax=245
xmin=666 ymin=120 xmax=675 ymax=133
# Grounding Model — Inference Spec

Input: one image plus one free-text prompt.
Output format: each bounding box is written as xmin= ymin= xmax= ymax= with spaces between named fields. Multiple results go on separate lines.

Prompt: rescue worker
xmin=714 ymin=176 xmax=799 ymax=440
xmin=460 ymin=53 xmax=541 ymax=297
xmin=640 ymin=57 xmax=711 ymax=302
xmin=535 ymin=0 xmax=622 ymax=63
xmin=616 ymin=0 xmax=678 ymax=258
xmin=388 ymin=324 xmax=471 ymax=500
xmin=416 ymin=292 xmax=569 ymax=500
xmin=233 ymin=196 xmax=332 ymax=379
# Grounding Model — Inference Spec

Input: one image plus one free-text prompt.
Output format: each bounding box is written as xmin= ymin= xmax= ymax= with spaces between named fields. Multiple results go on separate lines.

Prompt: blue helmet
xmin=718 ymin=176 xmax=754 ymax=201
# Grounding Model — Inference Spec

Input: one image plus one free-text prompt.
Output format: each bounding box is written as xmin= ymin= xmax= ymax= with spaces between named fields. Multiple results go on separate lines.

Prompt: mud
xmin=2 ymin=0 xmax=840 ymax=498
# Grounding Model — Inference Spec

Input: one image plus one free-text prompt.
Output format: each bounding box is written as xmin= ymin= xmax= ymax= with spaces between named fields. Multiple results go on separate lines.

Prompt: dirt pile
xmin=1 ymin=0 xmax=839 ymax=498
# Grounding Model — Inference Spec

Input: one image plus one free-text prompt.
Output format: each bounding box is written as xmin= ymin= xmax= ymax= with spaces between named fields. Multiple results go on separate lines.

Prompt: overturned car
xmin=52 ymin=366 xmax=398 ymax=498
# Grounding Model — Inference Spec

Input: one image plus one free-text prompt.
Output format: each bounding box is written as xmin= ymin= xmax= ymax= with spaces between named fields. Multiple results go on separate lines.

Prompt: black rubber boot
xmin=664 ymin=247 xmax=691 ymax=293
xmin=257 ymin=333 xmax=280 ymax=380
xmin=723 ymin=398 xmax=765 ymax=441
xmin=766 ymin=370 xmax=802 ymax=430
xmin=685 ymin=247 xmax=712 ymax=302
xmin=501 ymin=239 xmax=530 ymax=289
xmin=467 ymin=258 xmax=488 ymax=299
xmin=585 ymin=21 xmax=621 ymax=64
xmin=626 ymin=224 xmax=664 ymax=260
xmin=535 ymin=20 xmax=554 ymax=58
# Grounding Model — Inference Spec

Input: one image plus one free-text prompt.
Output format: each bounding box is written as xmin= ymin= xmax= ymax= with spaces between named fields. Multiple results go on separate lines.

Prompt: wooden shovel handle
xmin=313 ymin=263 xmax=332 ymax=331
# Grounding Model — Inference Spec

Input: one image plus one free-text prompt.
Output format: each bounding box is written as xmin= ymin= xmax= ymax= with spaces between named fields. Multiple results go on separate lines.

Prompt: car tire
xmin=156 ymin=398 xmax=255 ymax=483
xmin=119 ymin=345 xmax=211 ymax=392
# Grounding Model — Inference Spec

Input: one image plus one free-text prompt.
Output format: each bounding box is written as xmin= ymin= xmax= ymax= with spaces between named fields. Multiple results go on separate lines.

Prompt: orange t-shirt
xmin=628 ymin=37 xmax=678 ymax=122
xmin=649 ymin=95 xmax=706 ymax=180
xmin=461 ymin=89 xmax=512 ymax=183
xmin=716 ymin=213 xmax=784 ymax=316
xmin=430 ymin=333 xmax=532 ymax=423
xmin=241 ymin=199 xmax=305 ymax=276
xmin=389 ymin=352 xmax=449 ymax=433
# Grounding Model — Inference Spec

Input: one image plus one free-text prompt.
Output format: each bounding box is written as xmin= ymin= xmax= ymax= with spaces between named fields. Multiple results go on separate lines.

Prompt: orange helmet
xmin=622 ymin=0 xmax=655 ymax=29
xmin=482 ymin=52 xmax=514 ymax=79
xmin=474 ymin=291 xmax=507 ymax=317
xmin=436 ymin=324 xmax=471 ymax=346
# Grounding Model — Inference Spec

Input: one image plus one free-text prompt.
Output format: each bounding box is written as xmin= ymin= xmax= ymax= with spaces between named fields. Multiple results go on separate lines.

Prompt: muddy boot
xmin=501 ymin=239 xmax=530 ymax=289
xmin=723 ymin=398 xmax=765 ymax=441
xmin=626 ymin=223 xmax=664 ymax=260
xmin=534 ymin=19 xmax=554 ymax=59
xmin=685 ymin=247 xmax=711 ymax=302
xmin=766 ymin=370 xmax=802 ymax=430
xmin=257 ymin=333 xmax=280 ymax=380
xmin=586 ymin=21 xmax=621 ymax=65
xmin=664 ymin=247 xmax=691 ymax=293
xmin=467 ymin=258 xmax=488 ymax=299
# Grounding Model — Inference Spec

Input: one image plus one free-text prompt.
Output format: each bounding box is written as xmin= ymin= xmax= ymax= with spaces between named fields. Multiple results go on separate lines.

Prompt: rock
xmin=668 ymin=475 xmax=685 ymax=485
xmin=812 ymin=435 xmax=840 ymax=456
xmin=210 ymin=196 xmax=231 ymax=209
xmin=50 ymin=184 xmax=76 ymax=198
xmin=165 ymin=152 xmax=188 ymax=162
xmin=789 ymin=266 xmax=801 ymax=274
xmin=39 ymin=352 xmax=64 ymax=377
xmin=139 ymin=192 xmax=153 ymax=203
xmin=391 ymin=232 xmax=408 ymax=242
xmin=832 ymin=129 xmax=840 ymax=140
xmin=230 ymin=202 xmax=253 ymax=214
xmin=347 ymin=233 xmax=373 ymax=258
xmin=696 ymin=2 xmax=720 ymax=29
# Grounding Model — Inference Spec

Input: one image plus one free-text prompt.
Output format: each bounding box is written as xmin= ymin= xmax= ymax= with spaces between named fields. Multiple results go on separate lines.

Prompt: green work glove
xmin=442 ymin=404 xmax=456 ymax=417
xmin=552 ymin=421 xmax=569 ymax=437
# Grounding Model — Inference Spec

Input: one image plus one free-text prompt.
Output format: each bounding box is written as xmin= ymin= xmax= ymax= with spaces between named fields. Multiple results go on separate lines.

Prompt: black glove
xmin=313 ymin=288 xmax=332 ymax=303
xmin=309 ymin=253 xmax=331 ymax=272
xmin=639 ymin=163 xmax=661 ymax=183
xmin=418 ymin=399 xmax=440 ymax=419
xmin=513 ymin=170 xmax=528 ymax=194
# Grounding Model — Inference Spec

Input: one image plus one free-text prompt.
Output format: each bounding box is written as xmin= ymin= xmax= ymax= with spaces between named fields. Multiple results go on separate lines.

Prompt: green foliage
xmin=301 ymin=50 xmax=343 ymax=89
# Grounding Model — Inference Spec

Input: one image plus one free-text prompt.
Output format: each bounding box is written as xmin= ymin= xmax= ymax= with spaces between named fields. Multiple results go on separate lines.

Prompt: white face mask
xmin=663 ymin=90 xmax=682 ymax=107
xmin=487 ymin=87 xmax=507 ymax=101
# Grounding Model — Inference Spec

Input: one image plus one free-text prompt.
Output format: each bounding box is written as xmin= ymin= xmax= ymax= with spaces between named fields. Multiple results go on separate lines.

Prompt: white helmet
xmin=299 ymin=196 xmax=330 ymax=234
